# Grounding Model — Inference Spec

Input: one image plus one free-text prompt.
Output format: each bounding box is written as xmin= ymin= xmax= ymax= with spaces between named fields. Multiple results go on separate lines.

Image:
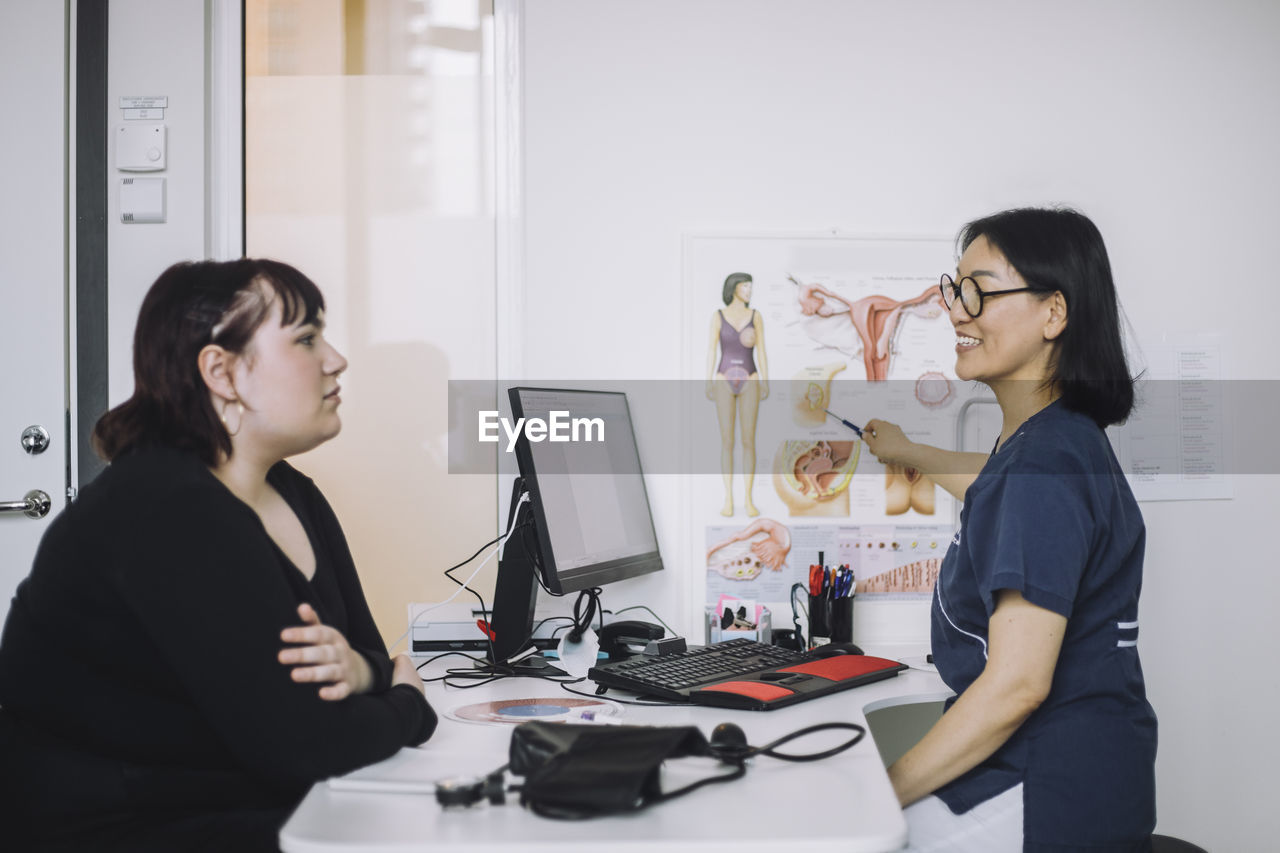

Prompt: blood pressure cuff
xmin=508 ymin=722 xmax=725 ymax=819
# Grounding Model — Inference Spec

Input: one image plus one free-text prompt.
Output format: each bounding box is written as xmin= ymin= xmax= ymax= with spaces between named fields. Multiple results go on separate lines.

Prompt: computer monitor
xmin=487 ymin=387 xmax=664 ymax=666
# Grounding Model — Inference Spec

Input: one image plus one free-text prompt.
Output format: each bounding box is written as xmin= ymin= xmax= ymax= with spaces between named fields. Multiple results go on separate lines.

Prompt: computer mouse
xmin=811 ymin=642 xmax=864 ymax=657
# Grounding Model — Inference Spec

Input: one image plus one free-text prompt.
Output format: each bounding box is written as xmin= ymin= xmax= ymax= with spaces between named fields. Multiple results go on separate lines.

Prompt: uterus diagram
xmin=773 ymin=439 xmax=860 ymax=517
xmin=788 ymin=275 xmax=946 ymax=381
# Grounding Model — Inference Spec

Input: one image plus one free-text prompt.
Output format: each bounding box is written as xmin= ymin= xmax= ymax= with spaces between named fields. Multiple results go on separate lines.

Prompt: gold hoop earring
xmin=220 ymin=401 xmax=244 ymax=438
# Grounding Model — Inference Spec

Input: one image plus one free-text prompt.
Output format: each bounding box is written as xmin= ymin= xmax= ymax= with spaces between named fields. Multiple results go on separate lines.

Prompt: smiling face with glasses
xmin=944 ymin=235 xmax=1066 ymax=390
xmin=938 ymin=273 xmax=1031 ymax=318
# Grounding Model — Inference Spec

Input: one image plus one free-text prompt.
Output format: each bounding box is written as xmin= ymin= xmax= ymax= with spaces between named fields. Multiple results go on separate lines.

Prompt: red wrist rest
xmin=778 ymin=655 xmax=903 ymax=681
xmin=696 ymin=680 xmax=795 ymax=701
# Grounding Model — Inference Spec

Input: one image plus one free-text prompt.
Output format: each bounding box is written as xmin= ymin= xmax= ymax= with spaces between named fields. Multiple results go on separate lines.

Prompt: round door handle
xmin=21 ymin=425 xmax=50 ymax=455
xmin=0 ymin=490 xmax=52 ymax=519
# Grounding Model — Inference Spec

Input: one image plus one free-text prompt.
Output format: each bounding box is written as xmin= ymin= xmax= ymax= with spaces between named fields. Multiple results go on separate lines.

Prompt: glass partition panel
xmin=246 ymin=0 xmax=497 ymax=646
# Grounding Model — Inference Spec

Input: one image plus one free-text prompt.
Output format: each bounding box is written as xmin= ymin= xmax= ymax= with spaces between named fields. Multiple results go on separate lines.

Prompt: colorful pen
xmin=809 ymin=565 xmax=824 ymax=597
xmin=823 ymin=409 xmax=864 ymax=437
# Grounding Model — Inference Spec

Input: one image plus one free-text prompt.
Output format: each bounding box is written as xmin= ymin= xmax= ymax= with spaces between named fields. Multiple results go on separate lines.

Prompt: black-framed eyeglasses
xmin=938 ymin=273 xmax=1031 ymax=318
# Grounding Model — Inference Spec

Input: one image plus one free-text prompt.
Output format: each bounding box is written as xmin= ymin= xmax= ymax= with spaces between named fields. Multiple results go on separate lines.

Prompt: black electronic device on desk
xmin=588 ymin=637 xmax=908 ymax=710
xmin=597 ymin=620 xmax=675 ymax=659
xmin=487 ymin=388 xmax=666 ymax=673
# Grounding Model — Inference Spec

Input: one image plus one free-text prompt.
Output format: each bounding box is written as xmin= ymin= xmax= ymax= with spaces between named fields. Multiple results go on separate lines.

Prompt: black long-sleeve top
xmin=0 ymin=446 xmax=436 ymax=849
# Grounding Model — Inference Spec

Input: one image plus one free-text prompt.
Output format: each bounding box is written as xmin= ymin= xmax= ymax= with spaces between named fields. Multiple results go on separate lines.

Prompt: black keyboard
xmin=587 ymin=637 xmax=909 ymax=710
xmin=587 ymin=638 xmax=809 ymax=700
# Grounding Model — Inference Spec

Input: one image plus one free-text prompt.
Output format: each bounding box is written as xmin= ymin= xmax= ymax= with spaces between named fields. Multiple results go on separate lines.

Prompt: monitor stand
xmin=473 ymin=652 xmax=567 ymax=678
xmin=486 ymin=479 xmax=567 ymax=677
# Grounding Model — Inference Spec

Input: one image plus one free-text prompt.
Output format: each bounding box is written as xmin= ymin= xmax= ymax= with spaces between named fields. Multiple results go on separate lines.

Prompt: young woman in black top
xmin=0 ymin=259 xmax=437 ymax=852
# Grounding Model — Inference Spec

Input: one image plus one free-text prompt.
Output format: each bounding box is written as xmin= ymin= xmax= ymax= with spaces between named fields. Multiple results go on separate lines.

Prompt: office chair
xmin=1151 ymin=835 xmax=1209 ymax=853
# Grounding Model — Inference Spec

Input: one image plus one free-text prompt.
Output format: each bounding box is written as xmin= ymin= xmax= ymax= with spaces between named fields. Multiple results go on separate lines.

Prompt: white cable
xmin=497 ymin=490 xmax=530 ymax=560
xmin=388 ymin=491 xmax=531 ymax=654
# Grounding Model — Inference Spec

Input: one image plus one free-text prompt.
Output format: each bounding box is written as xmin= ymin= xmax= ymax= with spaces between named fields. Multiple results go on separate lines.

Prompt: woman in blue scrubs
xmin=863 ymin=208 xmax=1156 ymax=852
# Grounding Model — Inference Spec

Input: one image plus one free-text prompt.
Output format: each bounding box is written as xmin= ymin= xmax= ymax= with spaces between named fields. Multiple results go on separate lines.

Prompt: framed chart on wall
xmin=681 ymin=232 xmax=982 ymax=646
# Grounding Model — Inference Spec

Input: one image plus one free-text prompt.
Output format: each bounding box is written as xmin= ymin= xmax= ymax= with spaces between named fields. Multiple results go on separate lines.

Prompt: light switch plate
xmin=120 ymin=177 xmax=165 ymax=223
xmin=116 ymin=124 xmax=166 ymax=171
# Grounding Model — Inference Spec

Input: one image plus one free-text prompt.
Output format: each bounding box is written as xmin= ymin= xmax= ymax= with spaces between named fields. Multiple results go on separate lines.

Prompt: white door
xmin=0 ymin=3 xmax=69 ymax=622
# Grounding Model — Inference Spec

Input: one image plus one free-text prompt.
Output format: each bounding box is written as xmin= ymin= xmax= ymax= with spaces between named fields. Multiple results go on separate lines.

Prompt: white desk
xmin=281 ymin=650 xmax=950 ymax=853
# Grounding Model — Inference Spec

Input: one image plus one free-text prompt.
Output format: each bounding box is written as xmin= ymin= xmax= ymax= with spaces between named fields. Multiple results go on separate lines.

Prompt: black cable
xmin=435 ymin=663 xmax=517 ymax=685
xmin=437 ymin=666 xmax=576 ymax=686
xmin=485 ymin=532 xmax=581 ymax=671
xmin=426 ymin=671 xmax=504 ymax=688
xmin=739 ymin=722 xmax=866 ymax=764
xmin=649 ymin=722 xmax=865 ymax=809
xmin=415 ymin=650 xmax=485 ymax=672
xmin=521 ymin=524 xmax=551 ymax=590
xmin=645 ymin=764 xmax=746 ymax=807
xmin=435 ymin=506 xmax=624 ymax=685
xmin=533 ymin=615 xmax=575 ymax=633
xmin=444 ymin=522 xmax=532 ymax=620
xmin=443 ymin=531 xmax=508 ymax=575
xmin=567 ymin=588 xmax=601 ymax=642
xmin=608 ymin=605 xmax=677 ymax=637
xmin=445 ymin=664 xmax=584 ymax=687
xmin=396 ymin=522 xmax=521 ymax=656
xmin=558 ymin=681 xmax=687 ymax=707
xmin=789 ymin=582 xmax=808 ymax=648
xmin=415 ymin=506 xmax=566 ymax=688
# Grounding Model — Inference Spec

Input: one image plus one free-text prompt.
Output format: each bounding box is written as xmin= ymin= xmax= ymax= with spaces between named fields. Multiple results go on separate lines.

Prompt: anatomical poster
xmin=837 ymin=524 xmax=953 ymax=600
xmin=705 ymin=519 xmax=948 ymax=604
xmin=705 ymin=518 xmax=795 ymax=602
xmin=705 ymin=520 xmax=839 ymax=603
xmin=685 ymin=232 xmax=967 ymax=613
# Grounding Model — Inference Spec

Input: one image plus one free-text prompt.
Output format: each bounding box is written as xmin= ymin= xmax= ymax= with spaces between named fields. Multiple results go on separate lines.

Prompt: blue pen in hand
xmin=823 ymin=409 xmax=864 ymax=438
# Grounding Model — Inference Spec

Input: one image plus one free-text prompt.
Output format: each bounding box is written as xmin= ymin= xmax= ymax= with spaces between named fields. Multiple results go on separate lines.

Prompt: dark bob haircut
xmin=722 ymin=272 xmax=752 ymax=305
xmin=958 ymin=207 xmax=1134 ymax=428
xmin=93 ymin=259 xmax=325 ymax=465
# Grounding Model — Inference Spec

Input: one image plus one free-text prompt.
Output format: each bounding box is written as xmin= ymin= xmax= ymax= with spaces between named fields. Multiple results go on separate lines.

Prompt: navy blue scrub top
xmin=931 ymin=400 xmax=1157 ymax=852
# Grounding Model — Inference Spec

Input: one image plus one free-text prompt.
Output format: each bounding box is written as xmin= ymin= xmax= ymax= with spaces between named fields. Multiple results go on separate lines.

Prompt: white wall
xmin=106 ymin=0 xmax=212 ymax=406
xmin=519 ymin=1 xmax=1279 ymax=848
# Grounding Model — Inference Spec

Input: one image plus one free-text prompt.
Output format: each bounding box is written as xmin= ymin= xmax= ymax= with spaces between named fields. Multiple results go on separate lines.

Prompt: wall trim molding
xmin=492 ymin=0 xmax=525 ymax=526
xmin=207 ymin=0 xmax=243 ymax=260
xmin=494 ymin=0 xmax=524 ymax=384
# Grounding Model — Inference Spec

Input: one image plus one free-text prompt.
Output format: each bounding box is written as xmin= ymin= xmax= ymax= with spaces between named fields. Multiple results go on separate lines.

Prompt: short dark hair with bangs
xmin=722 ymin=272 xmax=752 ymax=305
xmin=959 ymin=207 xmax=1135 ymax=427
xmin=93 ymin=258 xmax=326 ymax=465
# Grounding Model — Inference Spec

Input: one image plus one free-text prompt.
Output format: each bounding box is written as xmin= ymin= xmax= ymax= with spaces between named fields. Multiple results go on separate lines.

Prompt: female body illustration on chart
xmin=706 ymin=272 xmax=769 ymax=516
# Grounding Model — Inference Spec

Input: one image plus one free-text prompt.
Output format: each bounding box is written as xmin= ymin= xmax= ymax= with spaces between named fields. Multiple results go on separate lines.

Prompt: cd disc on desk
xmin=445 ymin=696 xmax=622 ymax=726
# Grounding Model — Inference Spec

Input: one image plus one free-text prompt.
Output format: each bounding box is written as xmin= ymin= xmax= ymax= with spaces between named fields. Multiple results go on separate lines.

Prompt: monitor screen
xmin=508 ymin=386 xmax=663 ymax=594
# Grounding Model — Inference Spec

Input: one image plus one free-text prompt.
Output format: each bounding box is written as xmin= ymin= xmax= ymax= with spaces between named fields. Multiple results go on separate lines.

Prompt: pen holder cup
xmin=830 ymin=595 xmax=854 ymax=643
xmin=808 ymin=594 xmax=831 ymax=645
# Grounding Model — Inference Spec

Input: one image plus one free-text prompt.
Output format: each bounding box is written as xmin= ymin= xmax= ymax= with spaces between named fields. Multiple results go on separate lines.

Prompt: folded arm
xmin=120 ymin=487 xmax=435 ymax=789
